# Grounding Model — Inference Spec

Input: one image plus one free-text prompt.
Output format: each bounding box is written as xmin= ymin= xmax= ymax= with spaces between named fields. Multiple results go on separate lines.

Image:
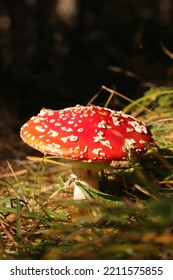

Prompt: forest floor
xmin=0 ymin=86 xmax=173 ymax=260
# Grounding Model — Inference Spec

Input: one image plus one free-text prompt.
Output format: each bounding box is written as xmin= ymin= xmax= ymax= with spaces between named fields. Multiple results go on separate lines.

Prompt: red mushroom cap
xmin=20 ymin=105 xmax=153 ymax=162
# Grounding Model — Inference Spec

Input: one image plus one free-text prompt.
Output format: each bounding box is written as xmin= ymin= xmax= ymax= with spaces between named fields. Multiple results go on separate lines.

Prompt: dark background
xmin=1 ymin=0 xmax=173 ymax=126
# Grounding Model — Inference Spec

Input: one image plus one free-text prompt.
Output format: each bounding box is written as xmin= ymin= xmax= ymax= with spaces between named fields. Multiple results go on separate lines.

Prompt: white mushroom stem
xmin=71 ymin=167 xmax=99 ymax=200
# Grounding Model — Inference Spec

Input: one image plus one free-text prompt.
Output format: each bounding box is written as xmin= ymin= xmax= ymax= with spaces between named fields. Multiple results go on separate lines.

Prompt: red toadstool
xmin=20 ymin=105 xmax=153 ymax=199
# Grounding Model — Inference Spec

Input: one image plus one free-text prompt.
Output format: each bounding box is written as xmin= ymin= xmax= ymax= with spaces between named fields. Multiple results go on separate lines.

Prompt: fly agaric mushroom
xmin=20 ymin=105 xmax=153 ymax=199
